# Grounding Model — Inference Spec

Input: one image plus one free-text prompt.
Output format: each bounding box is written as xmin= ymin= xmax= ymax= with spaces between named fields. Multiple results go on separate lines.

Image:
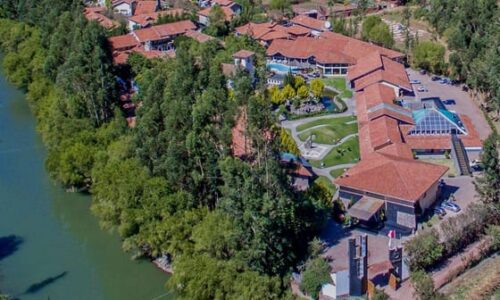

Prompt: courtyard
xmin=281 ymin=100 xmax=359 ymax=181
xmin=297 ymin=116 xmax=357 ymax=145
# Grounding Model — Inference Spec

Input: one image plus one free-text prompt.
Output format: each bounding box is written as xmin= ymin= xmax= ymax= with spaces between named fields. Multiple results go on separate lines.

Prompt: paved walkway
xmin=279 ymin=84 xmax=358 ymax=190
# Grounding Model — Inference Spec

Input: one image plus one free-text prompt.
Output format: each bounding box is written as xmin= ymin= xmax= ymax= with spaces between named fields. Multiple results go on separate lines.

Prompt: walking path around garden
xmin=281 ymin=95 xmax=358 ymax=183
xmin=280 ymin=81 xmax=357 ymax=192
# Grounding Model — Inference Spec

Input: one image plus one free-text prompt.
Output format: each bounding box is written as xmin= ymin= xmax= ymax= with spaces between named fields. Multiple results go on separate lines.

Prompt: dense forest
xmin=423 ymin=0 xmax=499 ymax=115
xmin=0 ymin=0 xmax=331 ymax=298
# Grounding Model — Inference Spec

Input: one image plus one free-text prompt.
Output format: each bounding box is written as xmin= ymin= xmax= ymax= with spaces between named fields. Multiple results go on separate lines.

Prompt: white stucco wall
xmin=114 ymin=3 xmax=132 ymax=16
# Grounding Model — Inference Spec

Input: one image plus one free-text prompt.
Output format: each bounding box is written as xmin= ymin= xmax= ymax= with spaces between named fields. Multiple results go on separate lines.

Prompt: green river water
xmin=0 ymin=65 xmax=173 ymax=300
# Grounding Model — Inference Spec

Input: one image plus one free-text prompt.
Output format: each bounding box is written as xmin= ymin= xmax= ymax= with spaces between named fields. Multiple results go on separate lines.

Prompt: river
xmin=0 ymin=62 xmax=172 ymax=300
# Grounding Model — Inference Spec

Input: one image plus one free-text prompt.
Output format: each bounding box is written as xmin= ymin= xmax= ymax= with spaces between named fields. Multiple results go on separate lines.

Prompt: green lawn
xmin=297 ymin=116 xmax=358 ymax=145
xmin=309 ymin=137 xmax=360 ymax=168
xmin=321 ymin=77 xmax=353 ymax=99
xmin=296 ymin=115 xmax=356 ymax=132
xmin=315 ymin=176 xmax=337 ymax=194
xmin=419 ymin=158 xmax=457 ymax=177
xmin=329 ymin=168 xmax=346 ymax=179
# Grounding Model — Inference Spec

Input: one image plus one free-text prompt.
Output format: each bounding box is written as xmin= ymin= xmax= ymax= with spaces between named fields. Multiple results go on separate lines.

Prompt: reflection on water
xmin=0 ymin=61 xmax=171 ymax=300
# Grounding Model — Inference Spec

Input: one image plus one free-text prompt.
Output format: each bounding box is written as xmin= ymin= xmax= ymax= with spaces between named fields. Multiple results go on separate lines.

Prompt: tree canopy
xmin=412 ymin=41 xmax=446 ymax=74
xmin=0 ymin=1 xmax=330 ymax=298
xmin=361 ymin=15 xmax=394 ymax=48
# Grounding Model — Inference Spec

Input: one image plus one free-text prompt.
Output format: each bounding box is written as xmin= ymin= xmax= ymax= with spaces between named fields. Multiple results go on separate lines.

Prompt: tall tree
xmin=474 ymin=133 xmax=500 ymax=204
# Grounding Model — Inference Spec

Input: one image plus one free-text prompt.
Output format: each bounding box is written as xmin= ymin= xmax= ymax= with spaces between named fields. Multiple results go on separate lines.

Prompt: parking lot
xmin=406 ymin=69 xmax=492 ymax=140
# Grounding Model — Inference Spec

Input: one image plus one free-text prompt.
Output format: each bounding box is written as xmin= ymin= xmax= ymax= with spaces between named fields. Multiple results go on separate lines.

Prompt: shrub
xmin=300 ymin=257 xmax=331 ymax=299
xmin=440 ymin=203 xmax=497 ymax=255
xmin=486 ymin=225 xmax=500 ymax=251
xmin=404 ymin=228 xmax=444 ymax=271
xmin=372 ymin=288 xmax=389 ymax=300
xmin=411 ymin=270 xmax=436 ymax=300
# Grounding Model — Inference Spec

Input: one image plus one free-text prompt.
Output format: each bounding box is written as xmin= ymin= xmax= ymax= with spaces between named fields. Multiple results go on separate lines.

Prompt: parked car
xmin=431 ymin=76 xmax=441 ymax=81
xmin=442 ymin=99 xmax=456 ymax=105
xmin=451 ymin=80 xmax=460 ymax=85
xmin=441 ymin=201 xmax=461 ymax=212
xmin=419 ymin=69 xmax=427 ymax=75
xmin=434 ymin=207 xmax=447 ymax=218
xmin=417 ymin=86 xmax=428 ymax=92
xmin=439 ymin=78 xmax=451 ymax=84
xmin=410 ymin=79 xmax=421 ymax=84
xmin=462 ymin=85 xmax=469 ymax=92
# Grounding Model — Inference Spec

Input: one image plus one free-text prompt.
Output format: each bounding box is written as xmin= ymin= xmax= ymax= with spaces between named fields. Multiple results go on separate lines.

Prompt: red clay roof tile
xmin=335 ymin=152 xmax=448 ymax=202
xmin=134 ymin=1 xmax=157 ymax=15
xmin=291 ymin=15 xmax=328 ymax=31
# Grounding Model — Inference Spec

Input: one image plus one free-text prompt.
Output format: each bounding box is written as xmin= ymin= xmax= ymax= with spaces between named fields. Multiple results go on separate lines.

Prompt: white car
xmin=417 ymin=86 xmax=428 ymax=92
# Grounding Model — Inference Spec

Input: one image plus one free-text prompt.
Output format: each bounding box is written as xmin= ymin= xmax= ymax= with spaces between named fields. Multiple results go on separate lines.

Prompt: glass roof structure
xmin=408 ymin=108 xmax=467 ymax=135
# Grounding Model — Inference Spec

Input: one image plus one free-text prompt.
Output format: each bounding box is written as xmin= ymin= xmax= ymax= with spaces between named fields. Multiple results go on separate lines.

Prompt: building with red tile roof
xmin=131 ymin=20 xmax=196 ymax=50
xmin=233 ymin=49 xmax=255 ymax=59
xmin=197 ymin=0 xmax=242 ymax=26
xmin=108 ymin=20 xmax=195 ymax=64
xmin=133 ymin=0 xmax=158 ymax=15
xmin=109 ymin=34 xmax=140 ymax=52
xmin=290 ymin=15 xmax=330 ymax=32
xmin=336 ymin=152 xmax=447 ymax=203
xmin=267 ymin=36 xmax=356 ymax=75
xmin=265 ymin=32 xmax=404 ymax=76
xmin=184 ymin=30 xmax=215 ymax=43
xmin=128 ymin=9 xmax=185 ymax=29
xmin=349 ymin=55 xmax=412 ymax=94
xmin=232 ymin=108 xmax=252 ymax=159
xmin=84 ymin=7 xmax=120 ymax=29
xmin=235 ymin=22 xmax=310 ymax=46
xmin=319 ymin=31 xmax=403 ymax=61
xmin=111 ymin=46 xmax=172 ymax=64
xmin=335 ymin=54 xmax=482 ymax=230
xmin=335 ymin=152 xmax=448 ymax=229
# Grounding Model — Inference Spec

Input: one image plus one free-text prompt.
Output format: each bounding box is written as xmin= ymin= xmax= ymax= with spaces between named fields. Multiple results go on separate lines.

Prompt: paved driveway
xmin=406 ymin=69 xmax=492 ymax=140
xmin=320 ymin=219 xmax=396 ymax=273
xmin=441 ymin=176 xmax=479 ymax=211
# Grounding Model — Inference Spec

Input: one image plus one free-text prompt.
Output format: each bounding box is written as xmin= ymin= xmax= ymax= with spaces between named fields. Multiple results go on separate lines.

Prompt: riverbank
xmin=0 ymin=56 xmax=172 ymax=300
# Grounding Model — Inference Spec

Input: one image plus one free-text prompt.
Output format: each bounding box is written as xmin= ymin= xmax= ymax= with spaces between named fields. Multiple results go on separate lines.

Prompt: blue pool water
xmin=267 ymin=63 xmax=299 ymax=74
xmin=321 ymin=97 xmax=336 ymax=112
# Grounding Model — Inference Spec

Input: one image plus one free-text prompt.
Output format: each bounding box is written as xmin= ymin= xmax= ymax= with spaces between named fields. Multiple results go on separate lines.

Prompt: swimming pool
xmin=267 ymin=63 xmax=299 ymax=74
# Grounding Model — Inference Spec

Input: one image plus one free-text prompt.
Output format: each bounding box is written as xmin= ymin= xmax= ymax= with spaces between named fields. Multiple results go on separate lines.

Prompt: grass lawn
xmin=315 ymin=176 xmax=337 ymax=194
xmin=329 ymin=168 xmax=346 ymax=179
xmin=297 ymin=115 xmax=356 ymax=132
xmin=297 ymin=117 xmax=358 ymax=145
xmin=321 ymin=77 xmax=353 ymax=99
xmin=299 ymin=119 xmax=358 ymax=145
xmin=419 ymin=157 xmax=457 ymax=177
xmin=309 ymin=137 xmax=360 ymax=168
